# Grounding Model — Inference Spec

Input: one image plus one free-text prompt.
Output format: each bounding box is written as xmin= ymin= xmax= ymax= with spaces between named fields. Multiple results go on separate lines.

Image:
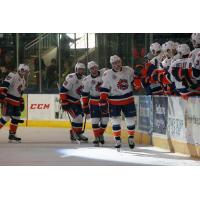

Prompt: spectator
xmin=46 ymin=58 xmax=58 ymax=88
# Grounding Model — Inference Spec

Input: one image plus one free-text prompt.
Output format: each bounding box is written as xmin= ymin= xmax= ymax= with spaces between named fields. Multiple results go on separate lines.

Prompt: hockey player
xmin=190 ymin=33 xmax=200 ymax=63
xmin=168 ymin=44 xmax=198 ymax=98
xmin=143 ymin=42 xmax=164 ymax=95
xmin=156 ymin=41 xmax=178 ymax=95
xmin=172 ymin=34 xmax=200 ymax=95
xmin=0 ymin=64 xmax=29 ymax=142
xmin=189 ymin=33 xmax=200 ymax=86
xmin=100 ymin=55 xmax=137 ymax=150
xmin=81 ymin=61 xmax=109 ymax=146
xmin=59 ymin=63 xmax=88 ymax=142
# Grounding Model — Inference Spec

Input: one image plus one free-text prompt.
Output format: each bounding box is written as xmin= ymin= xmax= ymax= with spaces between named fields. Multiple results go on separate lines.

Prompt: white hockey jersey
xmin=82 ymin=68 xmax=107 ymax=105
xmin=1 ymin=72 xmax=26 ymax=106
xmin=169 ymin=58 xmax=193 ymax=90
xmin=161 ymin=57 xmax=172 ymax=69
xmin=171 ymin=53 xmax=181 ymax=64
xmin=189 ymin=48 xmax=200 ymax=64
xmin=150 ymin=53 xmax=164 ymax=69
xmin=100 ymin=66 xmax=135 ymax=105
xmin=61 ymin=73 xmax=85 ymax=103
xmin=189 ymin=48 xmax=200 ymax=83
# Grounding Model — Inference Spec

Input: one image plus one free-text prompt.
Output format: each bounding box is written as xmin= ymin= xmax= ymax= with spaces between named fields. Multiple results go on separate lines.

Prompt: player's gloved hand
xmin=134 ymin=68 xmax=142 ymax=77
xmin=99 ymin=99 xmax=108 ymax=116
xmin=61 ymin=101 xmax=70 ymax=111
xmin=152 ymin=72 xmax=159 ymax=82
xmin=134 ymin=65 xmax=144 ymax=77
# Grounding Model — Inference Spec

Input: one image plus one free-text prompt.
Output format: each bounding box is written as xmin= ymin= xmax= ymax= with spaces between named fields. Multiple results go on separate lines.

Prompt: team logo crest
xmin=95 ymin=82 xmax=102 ymax=92
xmin=117 ymin=79 xmax=128 ymax=90
xmin=91 ymin=80 xmax=96 ymax=85
xmin=76 ymin=85 xmax=83 ymax=95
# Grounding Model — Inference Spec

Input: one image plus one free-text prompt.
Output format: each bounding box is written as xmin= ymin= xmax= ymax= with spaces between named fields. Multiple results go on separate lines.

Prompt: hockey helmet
xmin=74 ymin=63 xmax=85 ymax=72
xmin=150 ymin=42 xmax=161 ymax=55
xmin=191 ymin=33 xmax=200 ymax=48
xmin=162 ymin=41 xmax=175 ymax=57
xmin=87 ymin=61 xmax=99 ymax=70
xmin=18 ymin=64 xmax=30 ymax=75
xmin=177 ymin=44 xmax=190 ymax=56
xmin=110 ymin=55 xmax=121 ymax=64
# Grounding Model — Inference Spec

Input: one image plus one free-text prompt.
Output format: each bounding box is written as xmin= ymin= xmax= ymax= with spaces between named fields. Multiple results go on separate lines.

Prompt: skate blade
xmin=80 ymin=140 xmax=88 ymax=143
xmin=71 ymin=140 xmax=81 ymax=144
xmin=8 ymin=140 xmax=21 ymax=143
xmin=116 ymin=148 xmax=120 ymax=152
xmin=77 ymin=140 xmax=81 ymax=145
xmin=129 ymin=148 xmax=134 ymax=152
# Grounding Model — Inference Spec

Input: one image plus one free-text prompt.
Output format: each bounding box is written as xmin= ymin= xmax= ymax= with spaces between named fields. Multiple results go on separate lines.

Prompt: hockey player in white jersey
xmin=100 ymin=55 xmax=137 ymax=150
xmin=59 ymin=63 xmax=88 ymax=142
xmin=159 ymin=41 xmax=178 ymax=95
xmin=81 ymin=61 xmax=109 ymax=146
xmin=175 ymin=33 xmax=200 ymax=94
xmin=143 ymin=42 xmax=164 ymax=95
xmin=190 ymin=33 xmax=200 ymax=63
xmin=0 ymin=64 xmax=29 ymax=142
xmin=161 ymin=41 xmax=177 ymax=70
xmin=189 ymin=33 xmax=200 ymax=85
xmin=169 ymin=44 xmax=197 ymax=98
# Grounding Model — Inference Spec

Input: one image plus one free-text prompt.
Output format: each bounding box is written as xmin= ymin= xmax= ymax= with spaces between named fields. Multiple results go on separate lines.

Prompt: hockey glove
xmin=20 ymin=97 xmax=25 ymax=112
xmin=99 ymin=100 xmax=108 ymax=116
xmin=61 ymin=101 xmax=70 ymax=111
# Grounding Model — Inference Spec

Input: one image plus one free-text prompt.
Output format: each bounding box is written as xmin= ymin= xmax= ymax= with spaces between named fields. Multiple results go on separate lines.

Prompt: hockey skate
xmin=99 ymin=135 xmax=105 ymax=146
xmin=128 ymin=136 xmax=135 ymax=150
xmin=93 ymin=137 xmax=100 ymax=147
xmin=77 ymin=133 xmax=88 ymax=143
xmin=8 ymin=133 xmax=21 ymax=143
xmin=115 ymin=137 xmax=121 ymax=152
xmin=69 ymin=130 xmax=80 ymax=144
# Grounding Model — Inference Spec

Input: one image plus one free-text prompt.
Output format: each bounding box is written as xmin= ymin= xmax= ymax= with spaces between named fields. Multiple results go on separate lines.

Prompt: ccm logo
xmin=30 ymin=104 xmax=50 ymax=109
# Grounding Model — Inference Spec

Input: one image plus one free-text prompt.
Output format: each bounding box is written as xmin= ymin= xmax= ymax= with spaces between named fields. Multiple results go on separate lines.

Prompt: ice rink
xmin=0 ymin=127 xmax=199 ymax=166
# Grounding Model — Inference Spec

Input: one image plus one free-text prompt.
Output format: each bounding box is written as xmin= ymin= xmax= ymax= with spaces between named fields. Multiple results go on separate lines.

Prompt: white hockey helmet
xmin=191 ymin=33 xmax=200 ymax=48
xmin=150 ymin=42 xmax=161 ymax=55
xmin=74 ymin=62 xmax=85 ymax=72
xmin=162 ymin=41 xmax=174 ymax=52
xmin=177 ymin=44 xmax=190 ymax=56
xmin=87 ymin=61 xmax=99 ymax=70
xmin=18 ymin=64 xmax=30 ymax=75
xmin=110 ymin=55 xmax=121 ymax=64
xmin=162 ymin=41 xmax=175 ymax=57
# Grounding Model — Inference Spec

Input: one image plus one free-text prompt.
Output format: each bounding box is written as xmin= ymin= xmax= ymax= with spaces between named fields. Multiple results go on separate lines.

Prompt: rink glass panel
xmin=0 ymin=33 xmax=192 ymax=94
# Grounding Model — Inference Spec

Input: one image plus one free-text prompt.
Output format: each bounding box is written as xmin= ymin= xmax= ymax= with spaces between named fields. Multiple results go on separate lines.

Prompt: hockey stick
xmin=81 ymin=114 xmax=87 ymax=134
